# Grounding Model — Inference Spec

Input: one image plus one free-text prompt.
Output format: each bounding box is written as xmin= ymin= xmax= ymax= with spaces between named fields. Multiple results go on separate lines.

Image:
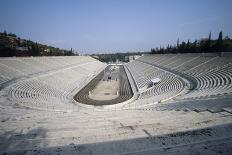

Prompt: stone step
xmin=2 ymin=124 xmax=232 ymax=155
xmin=223 ymin=107 xmax=232 ymax=114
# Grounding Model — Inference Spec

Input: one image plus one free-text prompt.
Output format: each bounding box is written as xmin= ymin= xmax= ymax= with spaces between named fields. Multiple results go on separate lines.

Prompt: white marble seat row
xmin=0 ymin=56 xmax=98 ymax=86
xmin=3 ymin=56 xmax=106 ymax=111
xmin=125 ymin=60 xmax=185 ymax=108
xmin=135 ymin=54 xmax=232 ymax=100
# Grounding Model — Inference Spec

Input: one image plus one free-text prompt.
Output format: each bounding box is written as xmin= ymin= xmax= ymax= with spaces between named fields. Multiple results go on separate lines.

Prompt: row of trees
xmin=0 ymin=31 xmax=77 ymax=57
xmin=91 ymin=52 xmax=145 ymax=62
xmin=1 ymin=30 xmax=17 ymax=37
xmin=151 ymin=31 xmax=232 ymax=54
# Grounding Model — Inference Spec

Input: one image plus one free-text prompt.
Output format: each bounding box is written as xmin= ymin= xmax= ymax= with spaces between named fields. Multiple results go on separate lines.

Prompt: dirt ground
xmin=89 ymin=80 xmax=119 ymax=100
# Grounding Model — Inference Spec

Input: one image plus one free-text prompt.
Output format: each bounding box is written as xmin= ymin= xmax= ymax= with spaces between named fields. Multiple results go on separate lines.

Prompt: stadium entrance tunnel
xmin=74 ymin=65 xmax=133 ymax=105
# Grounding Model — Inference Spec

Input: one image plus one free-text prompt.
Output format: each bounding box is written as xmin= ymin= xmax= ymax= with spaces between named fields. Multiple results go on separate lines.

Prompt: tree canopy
xmin=151 ymin=31 xmax=232 ymax=54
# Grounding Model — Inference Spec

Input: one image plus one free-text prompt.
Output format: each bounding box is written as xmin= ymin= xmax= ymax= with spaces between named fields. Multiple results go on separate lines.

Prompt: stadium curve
xmin=74 ymin=65 xmax=133 ymax=105
xmin=0 ymin=54 xmax=232 ymax=155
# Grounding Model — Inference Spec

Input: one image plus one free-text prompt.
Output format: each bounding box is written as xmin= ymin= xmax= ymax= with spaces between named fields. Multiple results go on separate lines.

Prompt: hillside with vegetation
xmin=0 ymin=31 xmax=76 ymax=57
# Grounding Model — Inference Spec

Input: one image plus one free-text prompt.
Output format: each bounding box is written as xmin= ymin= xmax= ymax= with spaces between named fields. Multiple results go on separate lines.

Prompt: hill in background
xmin=0 ymin=31 xmax=77 ymax=57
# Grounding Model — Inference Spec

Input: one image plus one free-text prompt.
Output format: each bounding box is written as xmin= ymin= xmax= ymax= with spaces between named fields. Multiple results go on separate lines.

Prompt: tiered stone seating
xmin=0 ymin=56 xmax=99 ymax=86
xmin=1 ymin=56 xmax=106 ymax=111
xmin=126 ymin=61 xmax=156 ymax=89
xmin=125 ymin=60 xmax=185 ymax=108
xmin=136 ymin=54 xmax=232 ymax=100
xmin=1 ymin=103 xmax=232 ymax=154
xmin=1 ymin=55 xmax=232 ymax=155
xmin=0 ymin=58 xmax=38 ymax=75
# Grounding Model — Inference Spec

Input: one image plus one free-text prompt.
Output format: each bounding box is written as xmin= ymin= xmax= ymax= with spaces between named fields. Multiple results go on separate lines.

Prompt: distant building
xmin=44 ymin=49 xmax=50 ymax=53
xmin=128 ymin=55 xmax=141 ymax=62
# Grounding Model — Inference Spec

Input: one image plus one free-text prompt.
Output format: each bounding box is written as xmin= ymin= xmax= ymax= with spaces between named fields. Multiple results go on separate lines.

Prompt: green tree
xmin=216 ymin=31 xmax=223 ymax=52
xmin=206 ymin=32 xmax=211 ymax=52
xmin=3 ymin=30 xmax=7 ymax=36
xmin=177 ymin=38 xmax=179 ymax=48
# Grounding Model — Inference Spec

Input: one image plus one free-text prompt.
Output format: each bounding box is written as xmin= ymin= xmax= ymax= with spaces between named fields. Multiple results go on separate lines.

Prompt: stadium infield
xmin=74 ymin=65 xmax=133 ymax=105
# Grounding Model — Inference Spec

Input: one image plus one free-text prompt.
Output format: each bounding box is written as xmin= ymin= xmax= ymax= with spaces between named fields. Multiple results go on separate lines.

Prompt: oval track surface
xmin=74 ymin=65 xmax=133 ymax=105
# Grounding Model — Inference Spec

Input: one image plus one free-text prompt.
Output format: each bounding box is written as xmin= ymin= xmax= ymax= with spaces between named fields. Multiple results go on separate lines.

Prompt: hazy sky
xmin=0 ymin=0 xmax=232 ymax=54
